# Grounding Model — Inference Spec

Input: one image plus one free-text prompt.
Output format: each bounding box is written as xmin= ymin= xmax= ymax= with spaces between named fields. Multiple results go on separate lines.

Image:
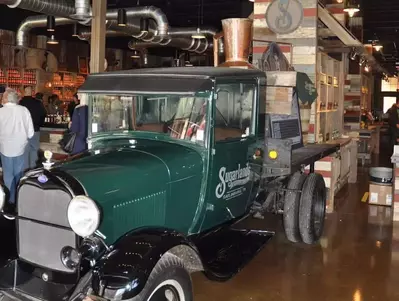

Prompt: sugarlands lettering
xmin=215 ymin=163 xmax=251 ymax=199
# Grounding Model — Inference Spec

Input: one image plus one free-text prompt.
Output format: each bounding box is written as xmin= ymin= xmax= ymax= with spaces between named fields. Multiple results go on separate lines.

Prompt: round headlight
xmin=67 ymin=196 xmax=100 ymax=237
xmin=0 ymin=185 xmax=5 ymax=211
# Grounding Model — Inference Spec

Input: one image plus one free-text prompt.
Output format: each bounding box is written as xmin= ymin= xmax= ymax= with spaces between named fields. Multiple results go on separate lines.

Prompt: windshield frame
xmin=86 ymin=91 xmax=213 ymax=149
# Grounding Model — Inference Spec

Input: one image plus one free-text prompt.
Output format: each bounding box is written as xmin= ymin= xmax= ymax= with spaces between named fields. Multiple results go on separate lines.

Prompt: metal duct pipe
xmin=12 ymin=5 xmax=169 ymax=47
xmin=168 ymin=27 xmax=217 ymax=37
xmin=106 ymin=6 xmax=169 ymax=37
xmin=78 ymin=30 xmax=129 ymax=41
xmin=112 ymin=20 xmax=211 ymax=53
xmin=71 ymin=0 xmax=91 ymax=20
xmin=5 ymin=0 xmax=76 ymax=18
xmin=16 ymin=16 xmax=73 ymax=47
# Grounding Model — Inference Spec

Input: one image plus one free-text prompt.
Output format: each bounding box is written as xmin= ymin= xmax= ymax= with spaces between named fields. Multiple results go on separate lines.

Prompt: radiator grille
xmin=18 ymin=184 xmax=71 ymax=227
xmin=18 ymin=219 xmax=76 ymax=273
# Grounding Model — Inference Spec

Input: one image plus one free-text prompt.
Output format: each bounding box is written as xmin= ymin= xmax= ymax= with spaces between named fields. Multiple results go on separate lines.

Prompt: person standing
xmin=67 ymin=93 xmax=79 ymax=120
xmin=20 ymin=92 xmax=47 ymax=169
xmin=0 ymin=89 xmax=34 ymax=204
xmin=70 ymin=96 xmax=88 ymax=155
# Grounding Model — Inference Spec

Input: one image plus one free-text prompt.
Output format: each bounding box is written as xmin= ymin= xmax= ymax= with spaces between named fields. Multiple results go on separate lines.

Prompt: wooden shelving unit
xmin=0 ymin=67 xmax=42 ymax=97
xmin=51 ymin=71 xmax=86 ymax=102
xmin=315 ymin=52 xmax=344 ymax=143
xmin=344 ymin=73 xmax=373 ymax=130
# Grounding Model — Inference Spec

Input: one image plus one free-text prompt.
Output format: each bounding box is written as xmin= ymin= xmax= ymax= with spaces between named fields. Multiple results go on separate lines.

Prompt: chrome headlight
xmin=67 ymin=196 xmax=100 ymax=237
xmin=0 ymin=185 xmax=5 ymax=211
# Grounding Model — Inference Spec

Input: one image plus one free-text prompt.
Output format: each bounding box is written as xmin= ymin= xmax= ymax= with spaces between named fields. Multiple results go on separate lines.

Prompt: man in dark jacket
xmin=67 ymin=93 xmax=79 ymax=120
xmin=20 ymin=92 xmax=47 ymax=169
xmin=388 ymin=99 xmax=399 ymax=149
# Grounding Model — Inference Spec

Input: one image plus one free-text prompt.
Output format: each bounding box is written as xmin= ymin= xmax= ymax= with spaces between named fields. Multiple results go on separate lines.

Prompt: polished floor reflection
xmin=193 ymin=168 xmax=399 ymax=301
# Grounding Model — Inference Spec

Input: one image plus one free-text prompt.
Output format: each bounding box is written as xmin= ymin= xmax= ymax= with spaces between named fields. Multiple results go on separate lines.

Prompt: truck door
xmin=205 ymin=81 xmax=257 ymax=227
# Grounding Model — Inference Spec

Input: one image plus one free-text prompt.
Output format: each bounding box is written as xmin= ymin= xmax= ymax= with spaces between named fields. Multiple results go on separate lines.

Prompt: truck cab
xmin=0 ymin=67 xmax=337 ymax=301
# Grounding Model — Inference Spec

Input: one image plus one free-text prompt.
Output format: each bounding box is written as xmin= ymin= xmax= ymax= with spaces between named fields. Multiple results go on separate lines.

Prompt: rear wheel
xmin=283 ymin=172 xmax=307 ymax=243
xmin=298 ymin=173 xmax=327 ymax=244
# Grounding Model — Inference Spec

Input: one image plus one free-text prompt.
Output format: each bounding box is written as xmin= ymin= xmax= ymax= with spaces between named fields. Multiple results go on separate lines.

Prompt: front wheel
xmin=132 ymin=254 xmax=193 ymax=301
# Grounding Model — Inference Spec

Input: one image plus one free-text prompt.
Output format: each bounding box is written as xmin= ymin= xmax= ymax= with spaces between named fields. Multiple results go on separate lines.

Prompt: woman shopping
xmin=69 ymin=95 xmax=88 ymax=155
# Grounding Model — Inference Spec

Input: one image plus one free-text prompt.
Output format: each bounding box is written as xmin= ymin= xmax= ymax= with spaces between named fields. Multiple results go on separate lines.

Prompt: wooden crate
xmin=266 ymin=86 xmax=293 ymax=115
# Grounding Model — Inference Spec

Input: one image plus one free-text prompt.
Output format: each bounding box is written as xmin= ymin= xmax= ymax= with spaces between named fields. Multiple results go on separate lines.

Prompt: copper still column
xmin=214 ymin=18 xmax=255 ymax=69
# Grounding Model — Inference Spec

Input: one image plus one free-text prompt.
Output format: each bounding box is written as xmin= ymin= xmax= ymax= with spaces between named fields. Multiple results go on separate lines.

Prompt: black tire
xmin=299 ymin=173 xmax=327 ymax=245
xmin=283 ymin=172 xmax=307 ymax=243
xmin=132 ymin=253 xmax=193 ymax=301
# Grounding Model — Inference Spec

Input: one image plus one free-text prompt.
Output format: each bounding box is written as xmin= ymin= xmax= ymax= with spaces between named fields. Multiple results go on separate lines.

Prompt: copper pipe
xmin=213 ymin=32 xmax=223 ymax=67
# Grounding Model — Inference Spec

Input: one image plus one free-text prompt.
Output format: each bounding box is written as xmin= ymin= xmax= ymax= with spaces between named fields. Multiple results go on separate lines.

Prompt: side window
xmin=215 ymin=83 xmax=255 ymax=142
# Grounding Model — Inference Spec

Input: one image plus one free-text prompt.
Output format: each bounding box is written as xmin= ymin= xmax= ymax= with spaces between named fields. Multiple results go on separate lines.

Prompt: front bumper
xmin=0 ymin=260 xmax=92 ymax=301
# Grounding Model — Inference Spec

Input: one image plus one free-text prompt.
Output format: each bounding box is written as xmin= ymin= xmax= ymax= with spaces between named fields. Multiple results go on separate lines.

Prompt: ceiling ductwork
xmin=106 ymin=7 xmax=169 ymax=37
xmin=168 ymin=27 xmax=217 ymax=37
xmin=71 ymin=0 xmax=91 ymax=20
xmin=4 ymin=0 xmax=77 ymax=18
xmin=5 ymin=1 xmax=212 ymax=54
xmin=16 ymin=16 xmax=74 ymax=47
xmin=108 ymin=20 xmax=211 ymax=54
xmin=4 ymin=1 xmax=171 ymax=46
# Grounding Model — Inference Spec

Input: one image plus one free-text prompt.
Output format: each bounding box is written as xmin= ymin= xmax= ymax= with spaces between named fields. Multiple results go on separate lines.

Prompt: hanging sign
xmin=265 ymin=0 xmax=304 ymax=35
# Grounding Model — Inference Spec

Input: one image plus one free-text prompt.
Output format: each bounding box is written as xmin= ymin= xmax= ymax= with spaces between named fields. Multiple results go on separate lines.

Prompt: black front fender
xmin=91 ymin=228 xmax=199 ymax=300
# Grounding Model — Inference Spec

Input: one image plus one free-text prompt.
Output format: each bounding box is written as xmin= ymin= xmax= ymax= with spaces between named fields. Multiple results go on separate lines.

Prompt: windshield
xmin=89 ymin=93 xmax=209 ymax=145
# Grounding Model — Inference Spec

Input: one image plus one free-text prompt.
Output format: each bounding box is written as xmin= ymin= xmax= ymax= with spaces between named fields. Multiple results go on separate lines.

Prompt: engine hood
xmin=56 ymin=139 xmax=204 ymax=204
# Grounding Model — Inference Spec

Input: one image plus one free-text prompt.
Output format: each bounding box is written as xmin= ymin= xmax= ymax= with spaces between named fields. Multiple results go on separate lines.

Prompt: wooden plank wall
xmin=253 ymin=0 xmax=318 ymax=82
xmin=253 ymin=0 xmax=318 ymax=143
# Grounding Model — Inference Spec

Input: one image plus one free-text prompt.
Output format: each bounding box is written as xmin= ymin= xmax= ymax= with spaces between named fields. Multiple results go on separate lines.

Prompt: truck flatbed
xmin=292 ymin=143 xmax=340 ymax=172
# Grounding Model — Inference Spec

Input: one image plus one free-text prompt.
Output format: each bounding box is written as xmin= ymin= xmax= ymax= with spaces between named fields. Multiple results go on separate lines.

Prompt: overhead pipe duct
xmin=71 ymin=0 xmax=91 ymax=20
xmin=16 ymin=16 xmax=74 ymax=47
xmin=106 ymin=7 xmax=169 ymax=37
xmin=4 ymin=0 xmax=77 ymax=18
xmin=108 ymin=20 xmax=211 ymax=54
xmin=168 ymin=27 xmax=217 ymax=37
xmin=11 ymin=6 xmax=170 ymax=47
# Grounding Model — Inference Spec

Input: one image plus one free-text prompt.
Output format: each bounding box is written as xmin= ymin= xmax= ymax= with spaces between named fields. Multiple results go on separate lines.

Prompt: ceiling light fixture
xmin=72 ymin=23 xmax=79 ymax=37
xmin=359 ymin=57 xmax=366 ymax=66
xmin=364 ymin=64 xmax=370 ymax=72
xmin=192 ymin=0 xmax=206 ymax=39
xmin=117 ymin=9 xmax=127 ymax=27
xmin=47 ymin=35 xmax=59 ymax=45
xmin=47 ymin=16 xmax=55 ymax=32
xmin=336 ymin=0 xmax=344 ymax=3
xmin=192 ymin=28 xmax=206 ymax=39
xmin=140 ymin=18 xmax=149 ymax=33
xmin=349 ymin=48 xmax=357 ymax=60
xmin=373 ymin=43 xmax=383 ymax=52
xmin=131 ymin=50 xmax=140 ymax=59
xmin=343 ymin=2 xmax=360 ymax=18
xmin=248 ymin=0 xmax=255 ymax=2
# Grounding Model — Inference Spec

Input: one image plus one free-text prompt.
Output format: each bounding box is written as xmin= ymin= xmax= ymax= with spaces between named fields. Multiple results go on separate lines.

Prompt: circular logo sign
xmin=265 ymin=0 xmax=304 ymax=35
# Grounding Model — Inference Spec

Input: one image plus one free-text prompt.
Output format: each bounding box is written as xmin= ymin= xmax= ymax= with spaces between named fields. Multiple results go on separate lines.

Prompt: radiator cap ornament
xmin=38 ymin=174 xmax=48 ymax=184
xmin=43 ymin=150 xmax=54 ymax=170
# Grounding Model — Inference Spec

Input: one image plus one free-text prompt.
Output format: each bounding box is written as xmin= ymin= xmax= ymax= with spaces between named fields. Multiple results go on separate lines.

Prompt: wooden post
xmin=89 ymin=0 xmax=107 ymax=74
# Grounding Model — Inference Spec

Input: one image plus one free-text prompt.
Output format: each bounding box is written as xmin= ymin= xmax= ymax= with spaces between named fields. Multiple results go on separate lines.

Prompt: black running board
xmin=193 ymin=227 xmax=274 ymax=281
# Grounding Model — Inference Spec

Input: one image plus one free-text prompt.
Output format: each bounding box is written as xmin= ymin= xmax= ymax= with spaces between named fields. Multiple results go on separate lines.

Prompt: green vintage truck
xmin=0 ymin=68 xmax=338 ymax=301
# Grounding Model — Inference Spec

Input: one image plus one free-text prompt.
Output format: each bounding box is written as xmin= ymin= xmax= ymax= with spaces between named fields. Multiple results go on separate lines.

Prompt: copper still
xmin=214 ymin=18 xmax=255 ymax=69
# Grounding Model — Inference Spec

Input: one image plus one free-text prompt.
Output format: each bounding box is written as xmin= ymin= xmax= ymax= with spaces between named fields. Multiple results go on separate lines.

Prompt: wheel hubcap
xmin=149 ymin=285 xmax=180 ymax=301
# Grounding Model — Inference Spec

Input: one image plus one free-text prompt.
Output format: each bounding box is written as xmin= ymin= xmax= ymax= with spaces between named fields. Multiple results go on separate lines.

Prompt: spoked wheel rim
xmin=148 ymin=280 xmax=185 ymax=301
xmin=312 ymin=186 xmax=326 ymax=238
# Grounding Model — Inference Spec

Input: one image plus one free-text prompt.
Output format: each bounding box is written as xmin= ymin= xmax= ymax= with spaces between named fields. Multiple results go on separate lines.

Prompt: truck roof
xmin=79 ymin=67 xmax=266 ymax=95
